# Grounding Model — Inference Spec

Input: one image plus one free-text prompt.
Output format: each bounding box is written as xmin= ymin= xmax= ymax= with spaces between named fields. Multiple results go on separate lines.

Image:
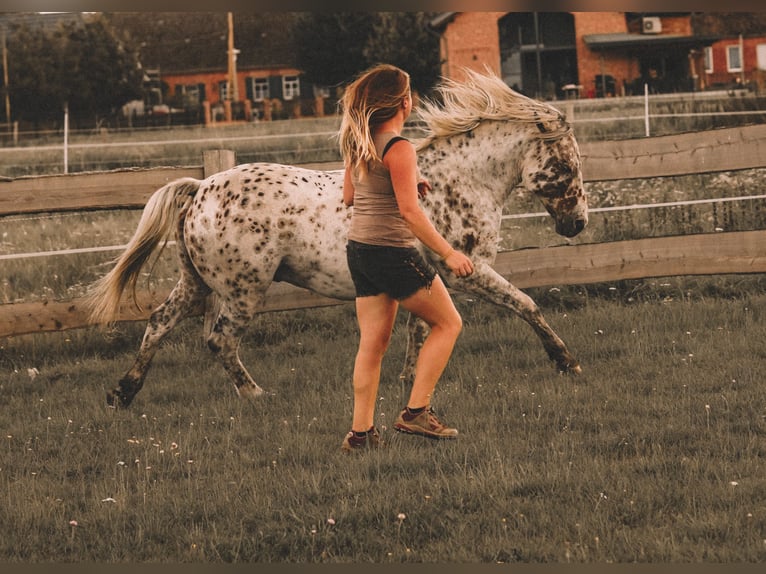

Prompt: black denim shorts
xmin=346 ymin=240 xmax=437 ymax=300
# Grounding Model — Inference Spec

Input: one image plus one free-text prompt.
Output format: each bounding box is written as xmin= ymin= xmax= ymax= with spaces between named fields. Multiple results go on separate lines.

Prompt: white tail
xmin=85 ymin=178 xmax=201 ymax=325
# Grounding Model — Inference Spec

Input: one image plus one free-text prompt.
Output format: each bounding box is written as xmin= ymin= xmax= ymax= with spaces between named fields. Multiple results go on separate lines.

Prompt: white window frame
xmin=250 ymin=77 xmax=270 ymax=101
xmin=726 ymin=44 xmax=742 ymax=72
xmin=282 ymin=75 xmax=300 ymax=101
xmin=704 ymin=46 xmax=714 ymax=74
xmin=757 ymin=44 xmax=766 ymax=71
xmin=219 ymin=80 xmax=230 ymax=101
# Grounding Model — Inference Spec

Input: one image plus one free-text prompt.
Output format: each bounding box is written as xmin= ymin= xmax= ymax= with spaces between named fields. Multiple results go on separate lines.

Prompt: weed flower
xmin=327 ymin=518 xmax=336 ymax=526
xmin=397 ymin=513 xmax=406 ymax=522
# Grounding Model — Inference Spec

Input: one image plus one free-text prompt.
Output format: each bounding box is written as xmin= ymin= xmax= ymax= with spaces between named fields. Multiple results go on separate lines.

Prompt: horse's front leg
xmin=462 ymin=262 xmax=582 ymax=374
xmin=399 ymin=313 xmax=430 ymax=386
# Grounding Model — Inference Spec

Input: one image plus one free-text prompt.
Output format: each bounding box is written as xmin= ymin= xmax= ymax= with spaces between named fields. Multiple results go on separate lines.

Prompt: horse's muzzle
xmin=557 ymin=217 xmax=587 ymax=238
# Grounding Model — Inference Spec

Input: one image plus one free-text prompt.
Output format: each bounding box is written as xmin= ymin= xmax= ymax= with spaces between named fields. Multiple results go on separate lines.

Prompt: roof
xmin=428 ymin=12 xmax=458 ymax=32
xmin=583 ymin=33 xmax=718 ymax=50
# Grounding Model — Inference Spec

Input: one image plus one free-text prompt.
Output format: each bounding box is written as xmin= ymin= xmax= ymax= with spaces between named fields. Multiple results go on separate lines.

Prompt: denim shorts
xmin=346 ymin=240 xmax=437 ymax=300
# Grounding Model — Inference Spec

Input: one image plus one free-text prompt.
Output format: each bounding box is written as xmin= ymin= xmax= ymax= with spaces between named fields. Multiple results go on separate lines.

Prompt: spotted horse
xmin=86 ymin=69 xmax=588 ymax=407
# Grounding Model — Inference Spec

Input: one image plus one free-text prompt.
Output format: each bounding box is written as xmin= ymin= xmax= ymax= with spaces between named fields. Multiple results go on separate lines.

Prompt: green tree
xmin=363 ymin=12 xmax=441 ymax=94
xmin=7 ymin=14 xmax=143 ymax=127
xmin=6 ymin=23 xmax=61 ymax=126
xmin=294 ymin=12 xmax=440 ymax=94
xmin=692 ymin=12 xmax=766 ymax=36
xmin=294 ymin=12 xmax=375 ymax=90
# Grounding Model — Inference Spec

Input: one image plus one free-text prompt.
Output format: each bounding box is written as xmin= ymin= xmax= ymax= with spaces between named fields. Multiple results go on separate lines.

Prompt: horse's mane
xmin=415 ymin=68 xmax=571 ymax=150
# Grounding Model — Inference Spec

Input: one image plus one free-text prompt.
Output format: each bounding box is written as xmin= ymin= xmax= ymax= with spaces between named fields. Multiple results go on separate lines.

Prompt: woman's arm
xmin=385 ymin=140 xmax=474 ymax=276
xmin=342 ymin=167 xmax=355 ymax=207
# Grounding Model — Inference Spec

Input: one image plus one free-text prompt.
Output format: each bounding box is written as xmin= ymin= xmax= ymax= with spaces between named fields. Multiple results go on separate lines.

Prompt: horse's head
xmin=519 ymin=116 xmax=588 ymax=238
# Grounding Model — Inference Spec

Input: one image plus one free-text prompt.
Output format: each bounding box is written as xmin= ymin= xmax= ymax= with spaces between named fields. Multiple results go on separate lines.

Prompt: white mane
xmin=416 ymin=68 xmax=570 ymax=149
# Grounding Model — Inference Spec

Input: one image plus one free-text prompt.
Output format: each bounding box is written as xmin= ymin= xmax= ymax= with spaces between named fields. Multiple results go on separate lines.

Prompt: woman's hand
xmin=442 ymin=248 xmax=474 ymax=278
xmin=417 ymin=178 xmax=431 ymax=199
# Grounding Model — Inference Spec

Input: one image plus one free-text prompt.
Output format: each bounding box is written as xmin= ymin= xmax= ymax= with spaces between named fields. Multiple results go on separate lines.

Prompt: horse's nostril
xmin=574 ymin=219 xmax=586 ymax=233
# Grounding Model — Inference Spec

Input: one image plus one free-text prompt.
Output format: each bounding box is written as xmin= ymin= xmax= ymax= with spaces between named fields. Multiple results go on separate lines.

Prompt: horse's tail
xmin=86 ymin=177 xmax=201 ymax=325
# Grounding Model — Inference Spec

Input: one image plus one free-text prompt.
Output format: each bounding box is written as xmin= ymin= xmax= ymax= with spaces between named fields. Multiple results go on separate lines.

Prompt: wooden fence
xmin=2 ymin=125 xmax=766 ymax=338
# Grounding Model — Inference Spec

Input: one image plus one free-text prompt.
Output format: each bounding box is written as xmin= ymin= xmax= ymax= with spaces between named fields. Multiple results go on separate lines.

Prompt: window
xmin=282 ymin=75 xmax=300 ymax=100
xmin=726 ymin=44 xmax=742 ymax=72
xmin=757 ymin=44 xmax=766 ymax=71
xmin=704 ymin=46 xmax=714 ymax=74
xmin=176 ymin=84 xmax=203 ymax=105
xmin=248 ymin=77 xmax=270 ymax=101
xmin=219 ymin=80 xmax=230 ymax=101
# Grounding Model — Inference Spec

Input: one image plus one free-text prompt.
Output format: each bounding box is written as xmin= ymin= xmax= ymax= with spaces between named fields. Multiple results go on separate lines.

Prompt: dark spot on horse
xmin=462 ymin=233 xmax=477 ymax=254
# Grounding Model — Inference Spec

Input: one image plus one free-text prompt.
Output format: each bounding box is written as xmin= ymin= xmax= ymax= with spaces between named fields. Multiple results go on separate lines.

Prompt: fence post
xmin=203 ymin=149 xmax=236 ymax=177
xmin=63 ymin=103 xmax=69 ymax=174
xmin=644 ymin=83 xmax=650 ymax=137
xmin=201 ymin=149 xmax=236 ymax=339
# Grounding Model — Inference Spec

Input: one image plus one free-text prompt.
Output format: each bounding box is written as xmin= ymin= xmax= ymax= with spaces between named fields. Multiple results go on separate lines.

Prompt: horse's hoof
xmin=106 ymin=389 xmax=132 ymax=408
xmin=236 ymin=383 xmax=265 ymax=400
xmin=557 ymin=361 xmax=582 ymax=375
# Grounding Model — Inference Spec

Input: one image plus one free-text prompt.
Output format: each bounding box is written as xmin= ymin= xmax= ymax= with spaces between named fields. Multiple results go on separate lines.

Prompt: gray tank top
xmin=347 ymin=132 xmax=417 ymax=247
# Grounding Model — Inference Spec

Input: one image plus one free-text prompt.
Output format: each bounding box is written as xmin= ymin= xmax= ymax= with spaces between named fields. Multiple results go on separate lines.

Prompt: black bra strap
xmin=381 ymin=136 xmax=408 ymax=159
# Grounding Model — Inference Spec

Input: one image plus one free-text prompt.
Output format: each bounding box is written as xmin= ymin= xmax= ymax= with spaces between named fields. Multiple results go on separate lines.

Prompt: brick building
xmin=430 ymin=12 xmax=765 ymax=99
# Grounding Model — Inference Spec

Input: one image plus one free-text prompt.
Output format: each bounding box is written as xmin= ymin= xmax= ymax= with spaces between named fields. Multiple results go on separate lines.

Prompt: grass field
xmin=1 ymin=278 xmax=765 ymax=562
xmin=2 ymin=111 xmax=765 ymax=561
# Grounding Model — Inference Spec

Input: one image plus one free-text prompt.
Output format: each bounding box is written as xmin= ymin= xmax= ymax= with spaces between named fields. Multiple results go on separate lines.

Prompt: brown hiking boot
xmin=341 ymin=426 xmax=383 ymax=453
xmin=394 ymin=407 xmax=458 ymax=439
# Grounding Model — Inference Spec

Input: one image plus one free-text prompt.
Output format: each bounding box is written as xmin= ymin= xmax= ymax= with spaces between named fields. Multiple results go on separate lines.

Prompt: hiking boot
xmin=341 ymin=426 xmax=383 ymax=453
xmin=394 ymin=407 xmax=458 ymax=439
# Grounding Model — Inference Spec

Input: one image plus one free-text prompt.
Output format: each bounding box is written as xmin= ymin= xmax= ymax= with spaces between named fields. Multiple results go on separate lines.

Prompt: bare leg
xmin=398 ymin=276 xmax=462 ymax=408
xmin=350 ymin=294 xmax=398 ymax=431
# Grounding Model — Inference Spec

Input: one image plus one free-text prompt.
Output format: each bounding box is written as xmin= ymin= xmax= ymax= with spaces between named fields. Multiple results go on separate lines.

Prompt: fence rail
xmin=2 ymin=125 xmax=765 ymax=338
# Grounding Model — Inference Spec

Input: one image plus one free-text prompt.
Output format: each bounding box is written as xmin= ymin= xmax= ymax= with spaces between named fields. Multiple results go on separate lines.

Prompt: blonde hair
xmin=338 ymin=64 xmax=411 ymax=174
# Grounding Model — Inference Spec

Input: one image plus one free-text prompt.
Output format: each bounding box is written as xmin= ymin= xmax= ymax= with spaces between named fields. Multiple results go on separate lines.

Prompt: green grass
xmin=1 ymin=284 xmax=765 ymax=562
xmin=2 ymin=120 xmax=765 ymax=561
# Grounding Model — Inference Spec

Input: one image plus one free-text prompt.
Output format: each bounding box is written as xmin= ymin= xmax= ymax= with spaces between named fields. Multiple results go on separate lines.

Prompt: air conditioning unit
xmin=642 ymin=17 xmax=662 ymax=34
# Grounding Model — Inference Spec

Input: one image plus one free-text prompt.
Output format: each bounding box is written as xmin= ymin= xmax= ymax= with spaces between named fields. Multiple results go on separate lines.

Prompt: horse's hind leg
xmin=206 ymin=298 xmax=265 ymax=400
xmin=108 ymin=274 xmax=210 ymax=407
xmin=399 ymin=313 xmax=430 ymax=386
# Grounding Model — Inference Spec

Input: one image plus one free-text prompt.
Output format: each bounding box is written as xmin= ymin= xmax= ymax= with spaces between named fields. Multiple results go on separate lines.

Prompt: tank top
xmin=347 ymin=132 xmax=418 ymax=248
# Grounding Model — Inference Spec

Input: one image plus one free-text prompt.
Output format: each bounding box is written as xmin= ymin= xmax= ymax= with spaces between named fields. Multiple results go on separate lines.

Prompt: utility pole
xmin=2 ymin=27 xmax=10 ymax=125
xmin=533 ymin=12 xmax=543 ymax=99
xmin=739 ymin=34 xmax=746 ymax=85
xmin=226 ymin=12 xmax=239 ymax=101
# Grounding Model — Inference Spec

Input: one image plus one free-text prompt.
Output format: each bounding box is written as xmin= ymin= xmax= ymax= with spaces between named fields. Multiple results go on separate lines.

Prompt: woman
xmin=338 ymin=64 xmax=474 ymax=452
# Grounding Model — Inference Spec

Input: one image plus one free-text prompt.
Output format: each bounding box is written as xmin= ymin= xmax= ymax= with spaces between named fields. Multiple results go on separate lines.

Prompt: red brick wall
xmin=440 ymin=12 xmax=504 ymax=80
xmin=573 ymin=12 xmax=632 ymax=97
xmin=163 ymin=67 xmax=300 ymax=105
xmin=438 ymin=12 xmax=766 ymax=96
xmin=705 ymin=37 xmax=766 ymax=88
xmin=656 ymin=15 xmax=692 ymax=35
